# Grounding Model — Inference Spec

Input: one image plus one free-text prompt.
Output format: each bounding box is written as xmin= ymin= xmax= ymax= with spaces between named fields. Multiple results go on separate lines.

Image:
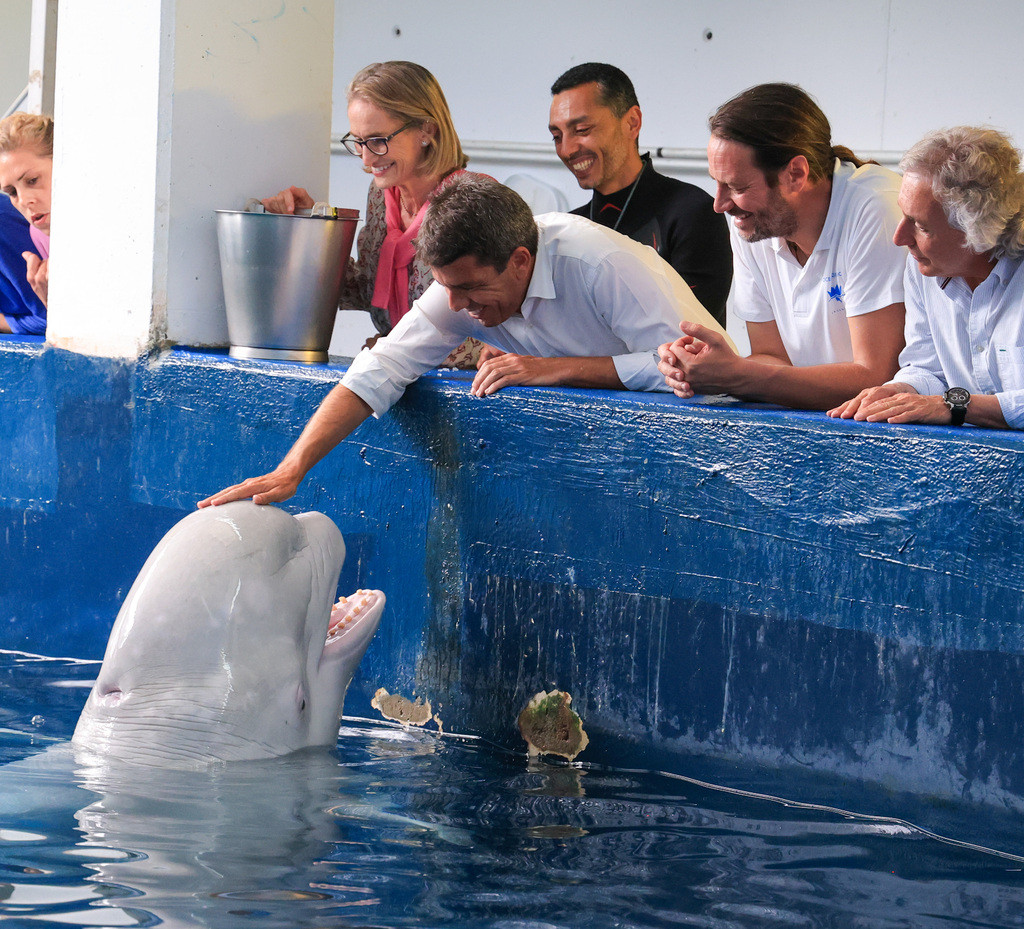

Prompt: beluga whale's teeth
xmin=326 ymin=589 xmax=385 ymax=643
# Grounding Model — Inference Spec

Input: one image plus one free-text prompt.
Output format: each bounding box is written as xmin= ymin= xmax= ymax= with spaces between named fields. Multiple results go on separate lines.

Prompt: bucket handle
xmin=242 ymin=197 xmax=338 ymax=218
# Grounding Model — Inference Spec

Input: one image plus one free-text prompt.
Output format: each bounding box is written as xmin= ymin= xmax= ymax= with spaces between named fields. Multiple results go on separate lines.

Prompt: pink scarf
xmin=372 ymin=169 xmax=465 ymax=328
xmin=30 ymin=225 xmax=49 ymax=260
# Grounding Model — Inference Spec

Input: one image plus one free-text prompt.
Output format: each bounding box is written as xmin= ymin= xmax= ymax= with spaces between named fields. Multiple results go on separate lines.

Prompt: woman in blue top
xmin=0 ymin=112 xmax=52 ymax=334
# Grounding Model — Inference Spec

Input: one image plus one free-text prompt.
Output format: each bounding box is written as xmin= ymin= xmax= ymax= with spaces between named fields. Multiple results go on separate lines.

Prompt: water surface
xmin=4 ymin=651 xmax=1024 ymax=928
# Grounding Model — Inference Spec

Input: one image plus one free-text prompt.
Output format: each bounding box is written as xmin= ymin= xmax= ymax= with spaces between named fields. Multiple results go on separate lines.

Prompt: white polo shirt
xmin=730 ymin=159 xmax=906 ymax=366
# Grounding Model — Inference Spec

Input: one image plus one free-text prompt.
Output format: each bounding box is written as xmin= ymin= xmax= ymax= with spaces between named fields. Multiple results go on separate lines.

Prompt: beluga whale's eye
xmin=97 ymin=686 xmax=124 ymax=707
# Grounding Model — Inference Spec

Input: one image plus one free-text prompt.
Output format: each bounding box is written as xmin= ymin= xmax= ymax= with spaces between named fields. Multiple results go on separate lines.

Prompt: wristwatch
xmin=943 ymin=387 xmax=971 ymax=426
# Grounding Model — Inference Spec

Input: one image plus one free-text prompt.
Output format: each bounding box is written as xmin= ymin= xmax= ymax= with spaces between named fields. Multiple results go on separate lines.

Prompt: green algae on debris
xmin=517 ymin=690 xmax=589 ymax=761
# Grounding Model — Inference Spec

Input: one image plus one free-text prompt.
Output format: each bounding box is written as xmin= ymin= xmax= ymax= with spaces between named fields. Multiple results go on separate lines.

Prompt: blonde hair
xmin=347 ymin=61 xmax=467 ymax=178
xmin=0 ymin=112 xmax=54 ymax=158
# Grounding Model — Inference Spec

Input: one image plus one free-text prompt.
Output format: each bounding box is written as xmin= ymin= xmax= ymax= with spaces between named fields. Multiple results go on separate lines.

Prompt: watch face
xmin=945 ymin=387 xmax=970 ymax=405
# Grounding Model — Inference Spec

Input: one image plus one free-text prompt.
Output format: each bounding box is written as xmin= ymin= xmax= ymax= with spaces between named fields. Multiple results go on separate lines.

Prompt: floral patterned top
xmin=340 ymin=173 xmax=489 ymax=369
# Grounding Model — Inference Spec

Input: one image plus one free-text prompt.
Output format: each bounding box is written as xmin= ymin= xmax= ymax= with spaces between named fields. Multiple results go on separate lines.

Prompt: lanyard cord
xmin=590 ymin=159 xmax=647 ymax=232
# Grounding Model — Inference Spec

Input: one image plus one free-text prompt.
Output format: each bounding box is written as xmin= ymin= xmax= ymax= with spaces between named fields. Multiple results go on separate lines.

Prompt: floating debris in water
xmin=371 ymin=688 xmax=441 ymax=730
xmin=518 ymin=690 xmax=589 ymax=761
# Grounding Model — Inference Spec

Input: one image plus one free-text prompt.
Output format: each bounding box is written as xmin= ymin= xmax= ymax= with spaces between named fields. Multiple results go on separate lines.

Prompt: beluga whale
xmin=72 ymin=501 xmax=384 ymax=767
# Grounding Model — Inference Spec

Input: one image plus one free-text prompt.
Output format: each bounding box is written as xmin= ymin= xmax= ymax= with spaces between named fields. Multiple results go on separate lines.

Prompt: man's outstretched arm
xmin=198 ymin=385 xmax=373 ymax=507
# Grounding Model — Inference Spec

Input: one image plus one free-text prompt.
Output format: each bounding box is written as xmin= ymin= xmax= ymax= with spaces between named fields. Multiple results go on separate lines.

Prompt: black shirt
xmin=571 ymin=154 xmax=732 ymax=326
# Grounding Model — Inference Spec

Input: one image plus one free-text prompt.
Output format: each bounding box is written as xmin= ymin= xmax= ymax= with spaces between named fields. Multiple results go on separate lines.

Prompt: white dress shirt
xmin=895 ymin=253 xmax=1024 ymax=428
xmin=341 ymin=212 xmax=730 ymax=415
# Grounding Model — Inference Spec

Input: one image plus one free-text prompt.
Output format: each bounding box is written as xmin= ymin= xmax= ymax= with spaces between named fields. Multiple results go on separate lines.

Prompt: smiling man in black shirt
xmin=549 ymin=62 xmax=732 ymax=326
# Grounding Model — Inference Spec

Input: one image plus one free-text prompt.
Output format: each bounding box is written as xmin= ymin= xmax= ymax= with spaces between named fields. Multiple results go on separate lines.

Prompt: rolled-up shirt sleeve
xmin=891 ymin=256 xmax=1024 ymax=429
xmin=613 ymin=351 xmax=667 ymax=392
xmin=341 ymin=282 xmax=467 ymax=416
xmin=342 ymin=213 xmax=737 ymax=408
xmin=588 ymin=237 xmax=733 ymax=392
xmin=995 ymin=389 xmax=1024 ymax=429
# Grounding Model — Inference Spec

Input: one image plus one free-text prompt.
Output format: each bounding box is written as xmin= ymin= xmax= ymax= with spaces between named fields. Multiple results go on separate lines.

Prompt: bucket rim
xmin=215 ymin=208 xmax=360 ymax=221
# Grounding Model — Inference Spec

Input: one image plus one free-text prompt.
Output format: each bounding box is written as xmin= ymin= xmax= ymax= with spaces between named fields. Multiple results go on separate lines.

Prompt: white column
xmin=48 ymin=0 xmax=335 ymax=358
xmin=26 ymin=0 xmax=58 ymax=116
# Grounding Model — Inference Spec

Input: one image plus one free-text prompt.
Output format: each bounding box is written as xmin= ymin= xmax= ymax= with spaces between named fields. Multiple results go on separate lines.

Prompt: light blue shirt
xmin=895 ymin=253 xmax=1024 ymax=428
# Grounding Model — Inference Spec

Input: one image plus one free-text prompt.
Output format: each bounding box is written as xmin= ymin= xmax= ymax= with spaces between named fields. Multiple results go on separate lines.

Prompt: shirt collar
xmin=769 ymin=157 xmax=849 ymax=257
xmin=518 ymin=220 xmax=556 ymax=317
xmin=987 ymin=253 xmax=1020 ymax=287
xmin=941 ymin=253 xmax=1015 ymax=299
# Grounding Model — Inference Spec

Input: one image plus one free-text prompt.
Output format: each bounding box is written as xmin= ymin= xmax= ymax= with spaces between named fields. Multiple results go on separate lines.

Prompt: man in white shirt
xmin=658 ymin=82 xmax=907 ymax=410
xmin=830 ymin=127 xmax=1024 ymax=430
xmin=201 ymin=175 xmax=729 ymax=507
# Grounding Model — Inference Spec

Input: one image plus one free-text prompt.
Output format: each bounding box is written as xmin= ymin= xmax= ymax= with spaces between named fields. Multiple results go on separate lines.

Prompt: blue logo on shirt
xmin=827 ymin=283 xmax=844 ymax=302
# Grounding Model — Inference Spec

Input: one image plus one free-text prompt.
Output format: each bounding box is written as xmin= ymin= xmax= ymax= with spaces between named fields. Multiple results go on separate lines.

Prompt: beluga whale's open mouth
xmin=327 ymin=589 xmax=384 ymax=644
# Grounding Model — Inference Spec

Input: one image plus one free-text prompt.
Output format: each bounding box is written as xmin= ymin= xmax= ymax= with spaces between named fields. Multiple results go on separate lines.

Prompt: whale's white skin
xmin=71 ymin=502 xmax=384 ymax=767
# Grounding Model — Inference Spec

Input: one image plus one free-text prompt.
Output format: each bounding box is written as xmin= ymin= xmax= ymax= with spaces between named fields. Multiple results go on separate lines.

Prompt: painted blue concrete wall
xmin=4 ymin=337 xmax=1024 ymax=810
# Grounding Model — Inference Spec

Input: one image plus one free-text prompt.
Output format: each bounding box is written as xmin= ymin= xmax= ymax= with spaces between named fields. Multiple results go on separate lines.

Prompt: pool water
xmin=5 ymin=652 xmax=1024 ymax=928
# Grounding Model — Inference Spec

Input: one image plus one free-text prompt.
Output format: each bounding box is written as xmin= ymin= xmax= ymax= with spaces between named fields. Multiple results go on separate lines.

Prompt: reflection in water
xmin=73 ymin=750 xmax=382 ymax=928
xmin=5 ymin=655 xmax=1024 ymax=927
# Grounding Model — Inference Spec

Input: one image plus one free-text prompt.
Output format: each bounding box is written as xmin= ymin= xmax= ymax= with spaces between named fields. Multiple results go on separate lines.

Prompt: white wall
xmin=325 ymin=0 xmax=1024 ymax=354
xmin=0 ymin=0 xmax=33 ymax=112
xmin=49 ymin=0 xmax=335 ymax=358
xmin=161 ymin=1 xmax=335 ymax=347
xmin=330 ymin=0 xmax=1024 ymax=192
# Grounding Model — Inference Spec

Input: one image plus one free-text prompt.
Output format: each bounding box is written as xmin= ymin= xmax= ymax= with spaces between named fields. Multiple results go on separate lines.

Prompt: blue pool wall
xmin=4 ymin=336 xmax=1024 ymax=807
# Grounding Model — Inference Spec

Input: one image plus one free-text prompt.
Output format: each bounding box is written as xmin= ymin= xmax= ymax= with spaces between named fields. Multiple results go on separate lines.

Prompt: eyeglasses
xmin=340 ymin=122 xmax=414 ymax=157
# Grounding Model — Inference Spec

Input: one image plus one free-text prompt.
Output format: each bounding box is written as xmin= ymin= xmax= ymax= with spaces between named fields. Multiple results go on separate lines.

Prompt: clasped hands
xmin=657 ymin=321 xmax=740 ymax=398
xmin=660 ymin=323 xmax=952 ymax=424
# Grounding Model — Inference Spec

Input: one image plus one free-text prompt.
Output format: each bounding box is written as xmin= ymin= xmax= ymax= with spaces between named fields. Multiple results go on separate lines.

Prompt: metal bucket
xmin=216 ymin=207 xmax=359 ymax=363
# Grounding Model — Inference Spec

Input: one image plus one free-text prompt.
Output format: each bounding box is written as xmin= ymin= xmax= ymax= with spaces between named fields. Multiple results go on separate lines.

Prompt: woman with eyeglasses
xmin=262 ymin=60 xmax=486 ymax=366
